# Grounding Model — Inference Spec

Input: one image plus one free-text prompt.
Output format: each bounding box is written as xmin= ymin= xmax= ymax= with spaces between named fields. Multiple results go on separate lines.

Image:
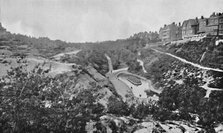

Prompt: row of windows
xmin=210 ymin=19 xmax=218 ymax=24
xmin=162 ymin=25 xmax=223 ymax=37
xmin=198 ymin=18 xmax=223 ymax=26
xmin=219 ymin=31 xmax=223 ymax=35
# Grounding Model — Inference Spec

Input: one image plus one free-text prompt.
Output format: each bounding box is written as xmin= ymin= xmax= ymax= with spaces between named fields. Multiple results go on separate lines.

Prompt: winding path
xmin=201 ymin=73 xmax=223 ymax=98
xmin=137 ymin=59 xmax=147 ymax=73
xmin=25 ymin=50 xmax=81 ymax=76
xmin=105 ymin=54 xmax=161 ymax=100
xmin=105 ymin=54 xmax=113 ymax=73
xmin=105 ymin=54 xmax=131 ymax=100
xmin=151 ymin=48 xmax=223 ymax=97
xmin=151 ymin=48 xmax=223 ymax=73
xmin=52 ymin=49 xmax=81 ymax=60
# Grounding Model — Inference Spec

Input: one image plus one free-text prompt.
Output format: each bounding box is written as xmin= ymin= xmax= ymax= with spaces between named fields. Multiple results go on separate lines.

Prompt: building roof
xmin=182 ymin=19 xmax=198 ymax=28
xmin=159 ymin=23 xmax=181 ymax=32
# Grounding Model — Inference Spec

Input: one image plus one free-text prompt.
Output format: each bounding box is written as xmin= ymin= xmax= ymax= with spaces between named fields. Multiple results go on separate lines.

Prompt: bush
xmin=107 ymin=96 xmax=129 ymax=116
xmin=0 ymin=60 xmax=105 ymax=132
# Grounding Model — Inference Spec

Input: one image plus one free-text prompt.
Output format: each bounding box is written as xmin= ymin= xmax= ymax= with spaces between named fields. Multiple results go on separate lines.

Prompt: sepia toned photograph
xmin=0 ymin=0 xmax=223 ymax=132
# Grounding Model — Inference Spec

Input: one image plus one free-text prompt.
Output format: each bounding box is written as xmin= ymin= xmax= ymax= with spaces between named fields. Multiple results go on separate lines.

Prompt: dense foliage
xmin=168 ymin=38 xmax=223 ymax=69
xmin=139 ymin=46 xmax=223 ymax=131
xmin=157 ymin=77 xmax=223 ymax=132
xmin=0 ymin=30 xmax=81 ymax=58
xmin=0 ymin=60 xmax=105 ymax=133
xmin=2 ymin=23 xmax=223 ymax=132
xmin=60 ymin=38 xmax=146 ymax=76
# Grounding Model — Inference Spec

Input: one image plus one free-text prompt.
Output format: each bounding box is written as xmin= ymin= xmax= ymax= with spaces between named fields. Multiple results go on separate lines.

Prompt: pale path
xmin=105 ymin=54 xmax=130 ymax=101
xmin=105 ymin=54 xmax=161 ymax=100
xmin=105 ymin=54 xmax=113 ymax=73
xmin=201 ymin=72 xmax=223 ymax=98
xmin=26 ymin=57 xmax=76 ymax=76
xmin=151 ymin=48 xmax=223 ymax=73
xmin=151 ymin=48 xmax=223 ymax=97
xmin=137 ymin=59 xmax=147 ymax=73
xmin=112 ymin=67 xmax=128 ymax=73
xmin=52 ymin=49 xmax=81 ymax=60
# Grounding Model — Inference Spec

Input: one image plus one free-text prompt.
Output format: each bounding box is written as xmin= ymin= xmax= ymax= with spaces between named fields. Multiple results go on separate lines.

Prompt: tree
xmin=0 ymin=59 xmax=105 ymax=132
xmin=107 ymin=96 xmax=129 ymax=116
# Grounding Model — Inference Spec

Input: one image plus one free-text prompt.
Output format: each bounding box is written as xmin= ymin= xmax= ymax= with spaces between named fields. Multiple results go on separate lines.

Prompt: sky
xmin=0 ymin=0 xmax=222 ymax=42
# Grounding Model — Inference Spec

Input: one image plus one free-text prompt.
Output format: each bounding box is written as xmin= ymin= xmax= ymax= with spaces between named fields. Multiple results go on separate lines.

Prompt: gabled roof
xmin=182 ymin=19 xmax=198 ymax=28
xmin=160 ymin=23 xmax=180 ymax=32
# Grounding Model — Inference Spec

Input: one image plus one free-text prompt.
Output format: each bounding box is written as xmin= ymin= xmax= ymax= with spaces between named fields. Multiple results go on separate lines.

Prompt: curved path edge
xmin=151 ymin=48 xmax=223 ymax=73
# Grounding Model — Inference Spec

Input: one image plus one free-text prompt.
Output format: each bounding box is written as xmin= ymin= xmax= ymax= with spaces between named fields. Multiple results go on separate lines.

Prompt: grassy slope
xmin=167 ymin=38 xmax=223 ymax=69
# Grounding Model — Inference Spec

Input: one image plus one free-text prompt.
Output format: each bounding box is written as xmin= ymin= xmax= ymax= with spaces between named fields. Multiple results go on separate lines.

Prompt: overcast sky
xmin=0 ymin=0 xmax=222 ymax=42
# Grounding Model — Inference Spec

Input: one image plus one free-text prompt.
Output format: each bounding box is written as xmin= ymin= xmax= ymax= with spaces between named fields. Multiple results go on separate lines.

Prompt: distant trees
xmin=74 ymin=46 xmax=141 ymax=76
xmin=130 ymin=31 xmax=160 ymax=44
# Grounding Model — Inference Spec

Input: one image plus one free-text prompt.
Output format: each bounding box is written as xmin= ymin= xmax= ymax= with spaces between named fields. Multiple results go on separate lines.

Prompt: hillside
xmin=167 ymin=38 xmax=223 ymax=70
xmin=0 ymin=24 xmax=82 ymax=58
xmin=1 ymin=23 xmax=223 ymax=132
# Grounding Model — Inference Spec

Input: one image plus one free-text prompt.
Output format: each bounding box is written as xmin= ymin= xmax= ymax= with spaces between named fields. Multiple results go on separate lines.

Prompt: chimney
xmin=210 ymin=12 xmax=216 ymax=17
xmin=179 ymin=22 xmax=181 ymax=26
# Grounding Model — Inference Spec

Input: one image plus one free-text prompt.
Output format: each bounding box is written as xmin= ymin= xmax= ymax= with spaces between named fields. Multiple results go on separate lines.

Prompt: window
xmin=219 ymin=31 xmax=223 ymax=35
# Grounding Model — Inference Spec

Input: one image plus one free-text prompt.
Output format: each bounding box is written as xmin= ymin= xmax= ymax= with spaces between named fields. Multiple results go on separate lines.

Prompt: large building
xmin=198 ymin=17 xmax=208 ymax=34
xmin=159 ymin=12 xmax=223 ymax=42
xmin=219 ymin=14 xmax=223 ymax=35
xmin=198 ymin=13 xmax=223 ymax=36
xmin=182 ymin=19 xmax=199 ymax=39
xmin=159 ymin=22 xmax=182 ymax=42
